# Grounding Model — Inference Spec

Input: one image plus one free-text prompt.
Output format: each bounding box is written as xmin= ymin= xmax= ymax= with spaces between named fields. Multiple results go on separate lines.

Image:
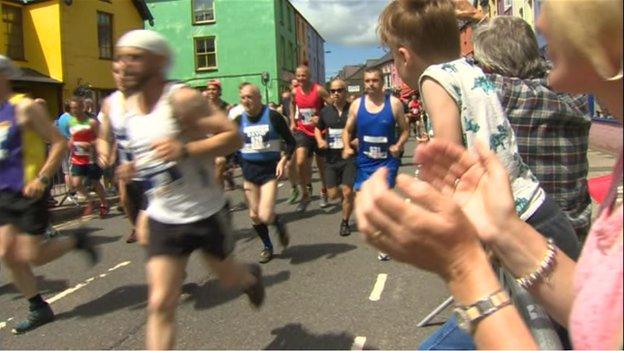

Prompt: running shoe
xmin=275 ymin=220 xmax=290 ymax=248
xmin=377 ymin=252 xmax=391 ymax=261
xmin=339 ymin=221 xmax=351 ymax=237
xmin=296 ymin=198 xmax=310 ymax=213
xmin=125 ymin=229 xmax=137 ymax=244
xmin=243 ymin=264 xmax=265 ymax=308
xmin=44 ymin=225 xmax=60 ymax=239
xmin=287 ymin=187 xmax=299 ymax=204
xmin=259 ymin=248 xmax=273 ymax=264
xmin=12 ymin=304 xmax=54 ymax=335
xmin=319 ymin=188 xmax=330 ymax=208
xmin=99 ymin=204 xmax=109 ymax=218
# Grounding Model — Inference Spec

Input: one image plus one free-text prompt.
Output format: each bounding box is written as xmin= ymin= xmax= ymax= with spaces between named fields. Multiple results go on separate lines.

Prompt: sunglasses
xmin=330 ymin=88 xmax=346 ymax=94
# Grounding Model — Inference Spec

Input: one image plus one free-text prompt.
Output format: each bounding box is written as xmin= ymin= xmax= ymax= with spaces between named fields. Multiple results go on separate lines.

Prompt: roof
xmin=10 ymin=68 xmax=62 ymax=85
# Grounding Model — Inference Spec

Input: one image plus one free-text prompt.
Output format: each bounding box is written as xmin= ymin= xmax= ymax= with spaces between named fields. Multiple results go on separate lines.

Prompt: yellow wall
xmin=0 ymin=0 xmax=62 ymax=80
xmin=60 ymin=0 xmax=144 ymax=98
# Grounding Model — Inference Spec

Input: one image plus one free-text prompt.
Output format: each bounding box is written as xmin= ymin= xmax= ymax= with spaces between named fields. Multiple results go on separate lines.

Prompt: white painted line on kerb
xmin=0 ymin=261 xmax=132 ymax=330
xmin=351 ymin=336 xmax=367 ymax=350
xmin=369 ymin=273 xmax=388 ymax=301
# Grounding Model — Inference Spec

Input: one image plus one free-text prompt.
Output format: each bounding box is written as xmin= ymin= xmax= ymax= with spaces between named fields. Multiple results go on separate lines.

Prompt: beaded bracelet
xmin=516 ymin=237 xmax=557 ymax=289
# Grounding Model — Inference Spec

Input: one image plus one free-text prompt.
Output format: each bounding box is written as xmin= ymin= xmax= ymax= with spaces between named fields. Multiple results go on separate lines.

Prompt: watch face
xmin=453 ymin=309 xmax=472 ymax=333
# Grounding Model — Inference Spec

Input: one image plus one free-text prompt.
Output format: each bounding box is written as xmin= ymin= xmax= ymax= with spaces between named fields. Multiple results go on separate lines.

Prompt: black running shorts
xmin=293 ymin=131 xmax=325 ymax=157
xmin=240 ymin=158 xmax=278 ymax=186
xmin=124 ymin=180 xmax=147 ymax=224
xmin=325 ymin=158 xmax=356 ymax=188
xmin=0 ymin=190 xmax=50 ymax=235
xmin=147 ymin=205 xmax=234 ymax=259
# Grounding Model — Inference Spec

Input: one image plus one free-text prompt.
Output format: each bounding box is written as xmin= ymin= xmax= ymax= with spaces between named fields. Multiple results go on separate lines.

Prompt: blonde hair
xmin=543 ymin=0 xmax=622 ymax=80
xmin=377 ymin=0 xmax=460 ymax=62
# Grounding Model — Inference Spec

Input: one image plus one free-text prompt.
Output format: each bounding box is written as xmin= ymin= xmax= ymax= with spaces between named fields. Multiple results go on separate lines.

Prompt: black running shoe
xmin=339 ymin=221 xmax=351 ymax=236
xmin=259 ymin=248 xmax=273 ymax=264
xmin=296 ymin=198 xmax=310 ymax=213
xmin=243 ymin=264 xmax=265 ymax=308
xmin=73 ymin=229 xmax=100 ymax=266
xmin=12 ymin=304 xmax=54 ymax=335
xmin=275 ymin=220 xmax=290 ymax=248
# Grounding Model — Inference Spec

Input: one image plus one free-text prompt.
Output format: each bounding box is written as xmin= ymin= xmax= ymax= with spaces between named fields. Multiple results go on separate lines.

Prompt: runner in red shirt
xmin=288 ymin=65 xmax=331 ymax=212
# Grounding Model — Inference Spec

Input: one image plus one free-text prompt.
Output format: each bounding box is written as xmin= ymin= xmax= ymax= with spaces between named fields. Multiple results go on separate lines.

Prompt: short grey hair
xmin=473 ymin=16 xmax=547 ymax=79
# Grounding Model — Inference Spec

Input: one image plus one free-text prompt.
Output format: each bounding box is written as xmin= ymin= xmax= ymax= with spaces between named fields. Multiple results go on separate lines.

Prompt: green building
xmin=144 ymin=0 xmax=300 ymax=105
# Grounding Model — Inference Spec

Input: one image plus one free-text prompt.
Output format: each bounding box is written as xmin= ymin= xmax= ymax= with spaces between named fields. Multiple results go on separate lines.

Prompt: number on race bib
xmin=251 ymin=135 xmax=265 ymax=150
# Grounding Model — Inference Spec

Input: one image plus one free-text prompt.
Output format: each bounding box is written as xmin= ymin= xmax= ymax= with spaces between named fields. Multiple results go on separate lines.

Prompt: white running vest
xmin=124 ymin=84 xmax=225 ymax=224
xmin=107 ymin=91 xmax=133 ymax=164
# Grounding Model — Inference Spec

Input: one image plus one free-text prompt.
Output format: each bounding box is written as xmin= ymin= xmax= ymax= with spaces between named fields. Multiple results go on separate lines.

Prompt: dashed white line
xmin=0 ymin=261 xmax=132 ymax=330
xmin=351 ymin=336 xmax=367 ymax=350
xmin=369 ymin=273 xmax=388 ymax=301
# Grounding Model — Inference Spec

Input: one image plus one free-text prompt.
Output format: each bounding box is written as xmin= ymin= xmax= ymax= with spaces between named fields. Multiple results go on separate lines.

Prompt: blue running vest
xmin=239 ymin=106 xmax=281 ymax=162
xmin=356 ymin=94 xmax=399 ymax=171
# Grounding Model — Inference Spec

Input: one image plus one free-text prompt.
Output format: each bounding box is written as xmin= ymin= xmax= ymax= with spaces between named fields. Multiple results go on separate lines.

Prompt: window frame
xmin=2 ymin=4 xmax=25 ymax=61
xmin=97 ymin=11 xmax=114 ymax=60
xmin=192 ymin=0 xmax=216 ymax=25
xmin=194 ymin=36 xmax=218 ymax=72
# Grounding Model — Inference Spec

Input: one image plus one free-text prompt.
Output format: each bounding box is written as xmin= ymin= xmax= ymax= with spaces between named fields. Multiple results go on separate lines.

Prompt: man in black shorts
xmin=0 ymin=55 xmax=98 ymax=334
xmin=234 ymin=83 xmax=295 ymax=263
xmin=315 ymin=79 xmax=356 ymax=236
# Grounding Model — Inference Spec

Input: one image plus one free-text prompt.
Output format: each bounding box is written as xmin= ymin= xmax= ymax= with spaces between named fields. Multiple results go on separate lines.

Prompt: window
xmin=193 ymin=0 xmax=215 ymax=24
xmin=194 ymin=37 xmax=217 ymax=70
xmin=2 ymin=5 xmax=24 ymax=60
xmin=97 ymin=11 xmax=113 ymax=59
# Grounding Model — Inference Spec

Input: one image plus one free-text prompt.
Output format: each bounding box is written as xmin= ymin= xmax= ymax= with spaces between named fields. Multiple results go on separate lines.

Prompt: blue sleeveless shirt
xmin=356 ymin=94 xmax=399 ymax=171
xmin=239 ymin=106 xmax=282 ymax=162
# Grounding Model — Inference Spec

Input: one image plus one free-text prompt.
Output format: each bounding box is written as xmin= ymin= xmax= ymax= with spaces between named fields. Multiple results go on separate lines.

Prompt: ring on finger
xmin=371 ymin=230 xmax=383 ymax=240
xmin=454 ymin=178 xmax=460 ymax=188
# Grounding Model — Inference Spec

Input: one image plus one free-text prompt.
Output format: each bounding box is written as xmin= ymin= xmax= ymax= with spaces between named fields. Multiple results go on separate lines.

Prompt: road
xmin=0 ymin=139 xmax=450 ymax=350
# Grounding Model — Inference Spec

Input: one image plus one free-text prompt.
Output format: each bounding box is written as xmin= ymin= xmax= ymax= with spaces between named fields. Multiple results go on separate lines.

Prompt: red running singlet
xmin=294 ymin=84 xmax=324 ymax=137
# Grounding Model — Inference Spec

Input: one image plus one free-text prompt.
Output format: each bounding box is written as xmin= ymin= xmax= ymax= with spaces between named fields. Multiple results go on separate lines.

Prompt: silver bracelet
xmin=516 ymin=237 xmax=557 ymax=289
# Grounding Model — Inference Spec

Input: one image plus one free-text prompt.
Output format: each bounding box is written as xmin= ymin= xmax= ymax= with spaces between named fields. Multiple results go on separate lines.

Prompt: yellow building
xmin=0 ymin=0 xmax=151 ymax=117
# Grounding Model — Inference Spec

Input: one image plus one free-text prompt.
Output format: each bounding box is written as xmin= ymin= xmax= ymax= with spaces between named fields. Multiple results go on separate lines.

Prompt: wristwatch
xmin=38 ymin=175 xmax=51 ymax=186
xmin=453 ymin=290 xmax=511 ymax=335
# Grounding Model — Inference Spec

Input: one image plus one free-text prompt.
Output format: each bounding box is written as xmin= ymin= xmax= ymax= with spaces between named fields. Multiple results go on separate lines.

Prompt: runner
xmin=0 ymin=55 xmax=98 ymax=334
xmin=204 ymin=80 xmax=236 ymax=191
xmin=67 ymin=96 xmax=109 ymax=217
xmin=55 ymin=100 xmax=79 ymax=205
xmin=289 ymin=65 xmax=331 ymax=212
xmin=97 ymin=60 xmax=144 ymax=244
xmin=315 ymin=79 xmax=356 ymax=236
xmin=342 ymin=67 xmax=408 ymax=260
xmin=234 ymin=82 xmax=295 ymax=263
xmin=113 ymin=30 xmax=264 ymax=350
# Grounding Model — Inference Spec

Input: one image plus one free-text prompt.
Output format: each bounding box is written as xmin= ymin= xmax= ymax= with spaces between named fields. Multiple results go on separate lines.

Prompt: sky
xmin=290 ymin=0 xmax=390 ymax=80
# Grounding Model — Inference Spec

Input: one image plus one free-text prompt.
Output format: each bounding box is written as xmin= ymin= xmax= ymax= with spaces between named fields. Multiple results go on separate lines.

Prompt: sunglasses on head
xmin=330 ymin=88 xmax=345 ymax=93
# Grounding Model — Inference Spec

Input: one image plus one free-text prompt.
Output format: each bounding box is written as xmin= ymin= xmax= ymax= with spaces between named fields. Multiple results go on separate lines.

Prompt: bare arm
xmin=317 ymin=86 xmax=332 ymax=105
xmin=289 ymin=88 xmax=297 ymax=130
xmin=390 ymin=96 xmax=409 ymax=151
xmin=170 ymin=87 xmax=242 ymax=159
xmin=96 ymin=98 xmax=115 ymax=167
xmin=342 ymin=99 xmax=359 ymax=159
xmin=420 ymin=78 xmax=463 ymax=146
xmin=18 ymin=99 xmax=67 ymax=181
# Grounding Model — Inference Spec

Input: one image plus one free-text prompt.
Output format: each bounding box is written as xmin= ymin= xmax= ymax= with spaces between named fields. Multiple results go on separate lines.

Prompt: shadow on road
xmin=0 ymin=275 xmax=70 ymax=299
xmin=55 ymin=284 xmax=147 ymax=320
xmin=60 ymin=227 xmax=122 ymax=247
xmin=275 ymin=243 xmax=357 ymax=265
xmin=263 ymin=323 xmax=378 ymax=350
xmin=181 ymin=270 xmax=290 ymax=311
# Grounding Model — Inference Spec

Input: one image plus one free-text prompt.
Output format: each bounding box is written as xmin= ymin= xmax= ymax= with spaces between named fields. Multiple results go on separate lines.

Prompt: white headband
xmin=116 ymin=30 xmax=173 ymax=74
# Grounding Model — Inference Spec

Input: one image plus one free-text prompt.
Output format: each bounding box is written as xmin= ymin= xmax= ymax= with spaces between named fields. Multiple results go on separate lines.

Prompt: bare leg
xmin=202 ymin=254 xmax=255 ymax=289
xmin=258 ymin=180 xmax=278 ymax=224
xmin=214 ymin=157 xmax=227 ymax=190
xmin=146 ymin=255 xmax=188 ymax=350
xmin=314 ymin=155 xmax=327 ymax=192
xmin=341 ymin=185 xmax=355 ymax=222
xmin=0 ymin=225 xmax=38 ymax=299
xmin=295 ymin=147 xmax=311 ymax=200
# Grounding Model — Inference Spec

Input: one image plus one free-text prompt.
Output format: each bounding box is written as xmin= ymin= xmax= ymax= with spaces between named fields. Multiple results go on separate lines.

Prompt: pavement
xmin=0 ymin=139 xmax=619 ymax=349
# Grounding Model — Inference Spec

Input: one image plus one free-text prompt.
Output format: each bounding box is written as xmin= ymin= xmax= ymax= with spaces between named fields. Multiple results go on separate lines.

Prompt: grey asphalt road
xmin=0 ymin=140 xmax=451 ymax=350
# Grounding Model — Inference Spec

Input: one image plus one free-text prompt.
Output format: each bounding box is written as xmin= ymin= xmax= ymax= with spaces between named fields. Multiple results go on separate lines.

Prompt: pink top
xmin=569 ymin=152 xmax=623 ymax=349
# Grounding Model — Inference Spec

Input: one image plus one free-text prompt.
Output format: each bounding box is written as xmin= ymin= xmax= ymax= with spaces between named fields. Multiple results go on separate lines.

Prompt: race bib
xmin=0 ymin=122 xmax=10 ymax=161
xmin=244 ymin=125 xmax=270 ymax=151
xmin=145 ymin=166 xmax=183 ymax=197
xmin=299 ymin=108 xmax=315 ymax=125
xmin=74 ymin=144 xmax=91 ymax=156
xmin=328 ymin=128 xmax=344 ymax=149
xmin=363 ymin=135 xmax=388 ymax=159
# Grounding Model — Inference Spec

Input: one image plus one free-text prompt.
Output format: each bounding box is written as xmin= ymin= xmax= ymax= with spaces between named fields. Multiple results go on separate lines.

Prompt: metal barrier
xmin=49 ymin=169 xmax=80 ymax=208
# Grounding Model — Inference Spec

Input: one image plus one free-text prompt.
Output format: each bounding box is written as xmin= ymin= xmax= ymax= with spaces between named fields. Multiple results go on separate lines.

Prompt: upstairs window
xmin=2 ymin=5 xmax=24 ymax=60
xmin=97 ymin=11 xmax=113 ymax=59
xmin=193 ymin=0 xmax=215 ymax=24
xmin=194 ymin=37 xmax=217 ymax=71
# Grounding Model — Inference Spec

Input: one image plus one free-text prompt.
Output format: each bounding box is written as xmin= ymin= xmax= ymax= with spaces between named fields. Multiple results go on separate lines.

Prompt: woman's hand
xmin=355 ymin=168 xmax=485 ymax=281
xmin=414 ymin=139 xmax=518 ymax=244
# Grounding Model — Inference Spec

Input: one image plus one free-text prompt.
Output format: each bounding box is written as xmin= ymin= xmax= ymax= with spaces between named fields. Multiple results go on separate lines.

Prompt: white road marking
xmin=369 ymin=273 xmax=388 ymax=301
xmin=351 ymin=336 xmax=367 ymax=350
xmin=0 ymin=261 xmax=132 ymax=330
